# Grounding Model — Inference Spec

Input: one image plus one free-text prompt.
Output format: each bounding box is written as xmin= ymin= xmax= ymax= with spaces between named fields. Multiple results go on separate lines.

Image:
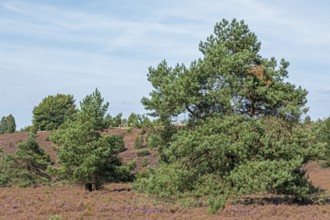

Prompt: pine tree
xmin=142 ymin=19 xmax=307 ymax=123
xmin=33 ymin=94 xmax=76 ymax=130
xmin=6 ymin=114 xmax=16 ymax=133
xmin=0 ymin=133 xmax=52 ymax=187
xmin=50 ymin=89 xmax=134 ymax=191
xmin=135 ymin=19 xmax=323 ymax=212
xmin=0 ymin=116 xmax=8 ymax=134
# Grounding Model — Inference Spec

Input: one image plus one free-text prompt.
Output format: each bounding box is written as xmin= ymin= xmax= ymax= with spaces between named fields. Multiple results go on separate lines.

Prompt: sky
xmin=1 ymin=0 xmax=330 ymax=129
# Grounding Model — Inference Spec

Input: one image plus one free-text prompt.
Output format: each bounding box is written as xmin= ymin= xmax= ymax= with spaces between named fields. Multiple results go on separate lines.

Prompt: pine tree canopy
xmin=135 ymin=19 xmax=323 ymax=213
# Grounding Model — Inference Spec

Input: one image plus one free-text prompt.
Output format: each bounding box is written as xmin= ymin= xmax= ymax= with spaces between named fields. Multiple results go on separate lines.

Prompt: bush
xmin=105 ymin=113 xmax=123 ymax=128
xmin=135 ymin=134 xmax=146 ymax=149
xmin=134 ymin=116 xmax=323 ymax=211
xmin=134 ymin=135 xmax=143 ymax=149
xmin=313 ymin=117 xmax=330 ymax=166
xmin=48 ymin=214 xmax=61 ymax=220
xmin=0 ymin=133 xmax=52 ymax=187
xmin=141 ymin=158 xmax=149 ymax=167
xmin=146 ymin=132 xmax=161 ymax=149
xmin=107 ymin=135 xmax=125 ymax=153
xmin=137 ymin=149 xmax=150 ymax=157
xmin=19 ymin=125 xmax=37 ymax=133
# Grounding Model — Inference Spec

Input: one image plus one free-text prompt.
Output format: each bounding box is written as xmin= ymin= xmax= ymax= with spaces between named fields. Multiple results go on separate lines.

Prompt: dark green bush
xmin=137 ymin=149 xmax=150 ymax=157
xmin=134 ymin=135 xmax=143 ymax=149
xmin=141 ymin=158 xmax=149 ymax=167
xmin=134 ymin=116 xmax=323 ymax=211
xmin=0 ymin=133 xmax=52 ymax=187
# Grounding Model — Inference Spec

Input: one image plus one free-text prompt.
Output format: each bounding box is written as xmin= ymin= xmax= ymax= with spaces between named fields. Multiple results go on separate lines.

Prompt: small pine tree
xmin=51 ymin=89 xmax=134 ymax=191
xmin=6 ymin=114 xmax=16 ymax=133
xmin=314 ymin=116 xmax=330 ymax=166
xmin=0 ymin=133 xmax=52 ymax=187
xmin=0 ymin=116 xmax=8 ymax=134
xmin=0 ymin=115 xmax=16 ymax=134
xmin=105 ymin=113 xmax=123 ymax=128
xmin=33 ymin=94 xmax=76 ymax=130
xmin=134 ymin=134 xmax=143 ymax=149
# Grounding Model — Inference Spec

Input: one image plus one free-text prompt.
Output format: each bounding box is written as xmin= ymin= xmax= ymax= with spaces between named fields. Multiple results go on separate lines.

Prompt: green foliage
xmin=19 ymin=125 xmax=35 ymax=133
xmin=127 ymin=113 xmax=141 ymax=128
xmin=142 ymin=19 xmax=308 ymax=124
xmin=0 ymin=117 xmax=7 ymax=134
xmin=0 ymin=133 xmax=52 ymax=187
xmin=136 ymin=149 xmax=150 ymax=157
xmin=0 ymin=114 xmax=16 ymax=134
xmin=134 ymin=134 xmax=144 ymax=149
xmin=105 ymin=113 xmax=123 ymax=128
xmin=48 ymin=214 xmax=61 ymax=220
xmin=78 ymin=89 xmax=109 ymax=131
xmin=136 ymin=18 xmax=321 ymax=212
xmin=50 ymin=89 xmax=134 ymax=191
xmin=313 ymin=116 xmax=330 ymax=166
xmin=107 ymin=134 xmax=125 ymax=153
xmin=33 ymin=94 xmax=76 ymax=131
xmin=134 ymin=164 xmax=194 ymax=198
xmin=6 ymin=114 xmax=16 ymax=133
xmin=141 ymin=158 xmax=149 ymax=167
xmin=134 ymin=116 xmax=323 ymax=210
xmin=127 ymin=113 xmax=153 ymax=128
xmin=146 ymin=131 xmax=164 ymax=149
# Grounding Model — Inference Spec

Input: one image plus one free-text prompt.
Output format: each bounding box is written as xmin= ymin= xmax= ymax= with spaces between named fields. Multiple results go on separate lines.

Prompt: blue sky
xmin=1 ymin=0 xmax=330 ymax=128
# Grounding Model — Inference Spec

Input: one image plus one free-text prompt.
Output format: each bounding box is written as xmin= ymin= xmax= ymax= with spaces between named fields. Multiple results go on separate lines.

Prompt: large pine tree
xmin=135 ymin=19 xmax=323 ymax=212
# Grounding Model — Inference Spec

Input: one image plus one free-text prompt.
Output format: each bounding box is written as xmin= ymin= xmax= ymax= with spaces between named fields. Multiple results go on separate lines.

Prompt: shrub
xmin=135 ymin=134 xmax=146 ymax=149
xmin=141 ymin=158 xmax=149 ymax=167
xmin=313 ymin=117 xmax=330 ymax=166
xmin=146 ymin=130 xmax=167 ymax=149
xmin=0 ymin=133 xmax=52 ymax=187
xmin=48 ymin=214 xmax=61 ymax=220
xmin=107 ymin=135 xmax=125 ymax=153
xmin=137 ymin=149 xmax=150 ymax=157
xmin=134 ymin=116 xmax=323 ymax=211
xmin=19 ymin=125 xmax=35 ymax=132
xmin=134 ymin=135 xmax=143 ymax=149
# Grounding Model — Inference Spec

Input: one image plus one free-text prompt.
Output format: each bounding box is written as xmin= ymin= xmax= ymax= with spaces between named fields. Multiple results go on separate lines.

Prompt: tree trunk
xmin=85 ymin=183 xmax=92 ymax=192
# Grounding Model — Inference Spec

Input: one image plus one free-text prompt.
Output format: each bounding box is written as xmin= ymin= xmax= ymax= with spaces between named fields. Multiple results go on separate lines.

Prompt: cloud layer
xmin=1 ymin=0 xmax=330 ymax=128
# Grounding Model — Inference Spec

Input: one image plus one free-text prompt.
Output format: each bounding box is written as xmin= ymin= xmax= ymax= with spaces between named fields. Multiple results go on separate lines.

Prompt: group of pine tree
xmin=0 ymin=114 xmax=16 ymax=134
xmin=0 ymin=19 xmax=330 ymax=212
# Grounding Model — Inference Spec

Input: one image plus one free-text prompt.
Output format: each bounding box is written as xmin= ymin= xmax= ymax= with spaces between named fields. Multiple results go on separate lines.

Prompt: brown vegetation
xmin=0 ymin=130 xmax=329 ymax=219
xmin=248 ymin=65 xmax=272 ymax=86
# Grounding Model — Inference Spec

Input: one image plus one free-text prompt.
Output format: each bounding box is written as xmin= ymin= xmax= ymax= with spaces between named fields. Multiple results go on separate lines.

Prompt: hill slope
xmin=0 ymin=131 xmax=329 ymax=219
